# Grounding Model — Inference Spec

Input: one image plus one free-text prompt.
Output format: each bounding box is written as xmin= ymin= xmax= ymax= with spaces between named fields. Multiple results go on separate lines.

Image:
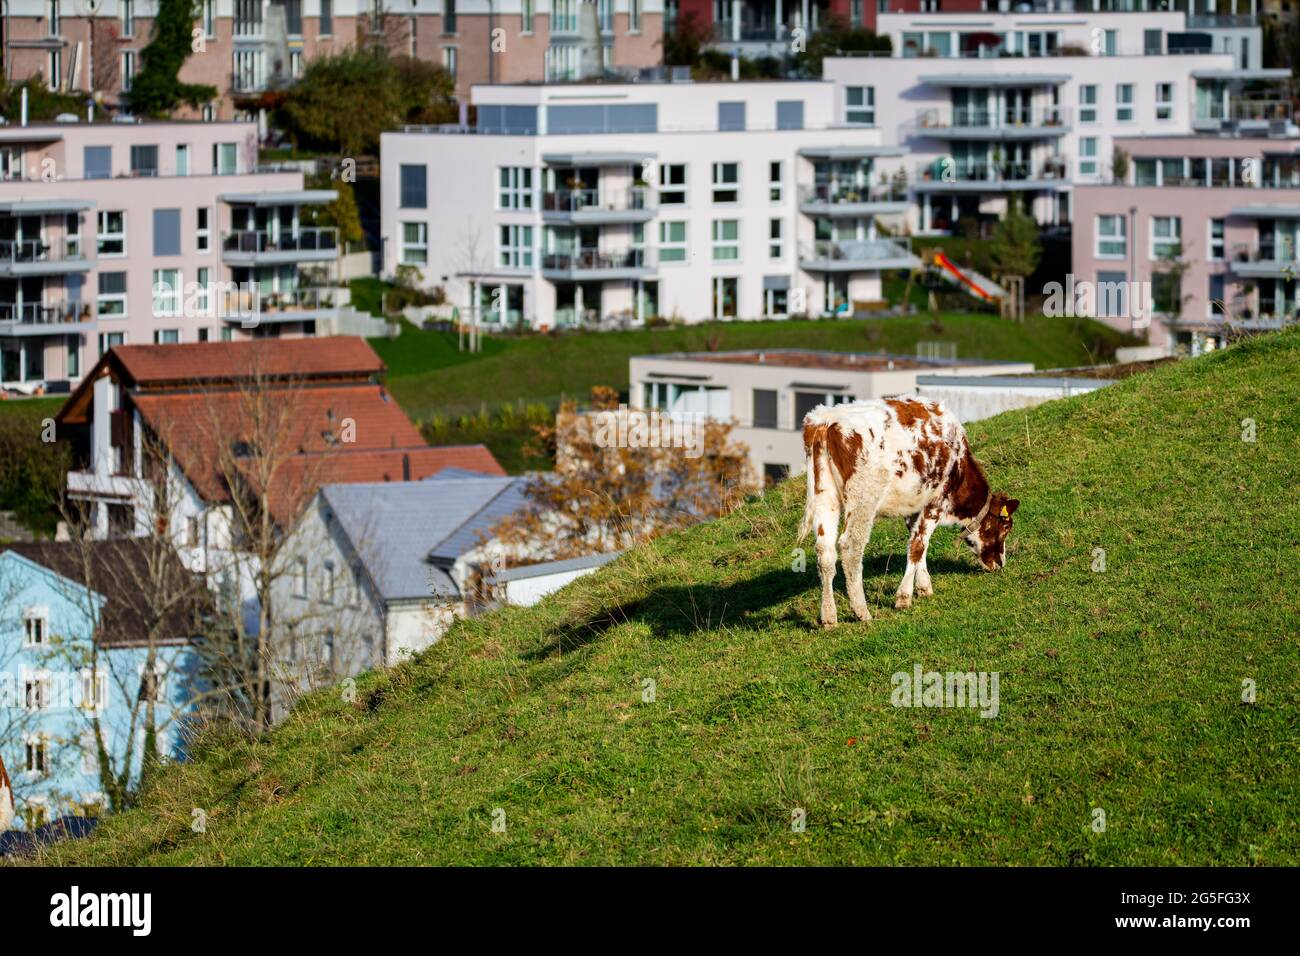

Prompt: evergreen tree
xmin=989 ymin=198 xmax=1042 ymax=280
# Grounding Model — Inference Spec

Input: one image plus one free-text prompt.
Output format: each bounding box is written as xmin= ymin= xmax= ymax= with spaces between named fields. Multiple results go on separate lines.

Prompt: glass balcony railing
xmin=541 ymin=187 xmax=653 ymax=213
xmin=221 ymin=227 xmax=338 ymax=255
xmin=799 ymin=238 xmax=913 ymax=263
xmin=916 ymin=157 xmax=1069 ymax=184
xmin=0 ymin=301 xmax=85 ymax=325
xmin=800 ymin=181 xmax=908 ymax=204
xmin=0 ymin=238 xmax=88 ymax=267
xmin=542 ymin=249 xmax=655 ymax=272
xmin=917 ymin=106 xmax=1071 ymax=130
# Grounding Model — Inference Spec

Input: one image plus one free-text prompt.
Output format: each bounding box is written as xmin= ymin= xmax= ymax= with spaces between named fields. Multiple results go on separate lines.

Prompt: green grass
xmin=375 ymin=314 xmax=1136 ymax=421
xmin=44 ymin=328 xmax=1300 ymax=866
xmin=0 ymin=395 xmax=65 ymax=423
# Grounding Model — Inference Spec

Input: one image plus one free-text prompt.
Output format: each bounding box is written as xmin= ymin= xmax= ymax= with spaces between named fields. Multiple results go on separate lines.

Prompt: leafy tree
xmin=988 ymin=198 xmax=1042 ymax=280
xmin=280 ymin=50 xmax=456 ymax=156
xmin=306 ymin=173 xmax=364 ymax=247
xmin=792 ymin=16 xmax=891 ymax=78
xmin=128 ymin=0 xmax=218 ymax=116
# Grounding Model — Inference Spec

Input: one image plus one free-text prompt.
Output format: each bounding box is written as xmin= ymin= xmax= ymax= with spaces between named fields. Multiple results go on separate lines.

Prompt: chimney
xmin=402 ymin=453 xmax=411 ymax=481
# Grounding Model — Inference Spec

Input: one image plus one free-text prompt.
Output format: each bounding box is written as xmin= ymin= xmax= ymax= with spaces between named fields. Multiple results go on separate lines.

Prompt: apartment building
xmin=1073 ymin=132 xmax=1300 ymax=354
xmin=627 ymin=349 xmax=1034 ymax=480
xmin=0 ymin=117 xmax=350 ymax=393
xmin=822 ymin=8 xmax=1280 ymax=233
xmin=1 ymin=0 xmax=665 ymax=114
xmin=381 ymin=78 xmax=918 ymax=327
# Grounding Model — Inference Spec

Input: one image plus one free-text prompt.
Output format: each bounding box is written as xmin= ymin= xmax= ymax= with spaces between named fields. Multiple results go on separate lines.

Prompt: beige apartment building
xmin=1 ymin=1 xmax=665 ymax=117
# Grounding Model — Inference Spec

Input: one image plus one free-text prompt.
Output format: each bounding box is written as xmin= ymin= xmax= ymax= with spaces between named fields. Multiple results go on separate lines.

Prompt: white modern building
xmin=380 ymin=79 xmax=919 ymax=327
xmin=824 ymin=9 xmax=1285 ymax=233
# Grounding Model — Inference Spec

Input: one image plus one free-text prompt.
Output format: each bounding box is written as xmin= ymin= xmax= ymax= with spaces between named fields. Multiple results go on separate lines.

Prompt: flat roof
xmin=638 ymin=349 xmax=973 ymax=372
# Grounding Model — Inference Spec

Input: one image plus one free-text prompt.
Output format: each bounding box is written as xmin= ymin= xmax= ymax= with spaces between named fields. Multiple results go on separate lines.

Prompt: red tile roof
xmin=113 ymin=337 xmax=386 ymax=386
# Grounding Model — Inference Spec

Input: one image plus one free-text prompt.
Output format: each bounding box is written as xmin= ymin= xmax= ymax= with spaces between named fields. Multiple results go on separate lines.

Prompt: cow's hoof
xmin=821 ymin=619 xmax=838 ymax=630
xmin=851 ymin=603 xmax=872 ymax=622
xmin=916 ymin=583 xmax=934 ymax=598
xmin=894 ymin=594 xmax=912 ymax=610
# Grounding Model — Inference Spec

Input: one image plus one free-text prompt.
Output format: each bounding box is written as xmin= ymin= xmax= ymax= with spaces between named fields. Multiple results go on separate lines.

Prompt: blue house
xmin=0 ymin=542 xmax=205 ymax=832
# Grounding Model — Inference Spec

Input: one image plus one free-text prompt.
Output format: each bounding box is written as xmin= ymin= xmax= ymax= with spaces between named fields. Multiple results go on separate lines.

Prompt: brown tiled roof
xmin=4 ymin=540 xmax=210 ymax=646
xmin=111 ymin=337 xmax=386 ymax=387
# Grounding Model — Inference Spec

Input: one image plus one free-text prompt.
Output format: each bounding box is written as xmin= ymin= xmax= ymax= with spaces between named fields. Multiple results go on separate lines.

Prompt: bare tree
xmin=453 ymin=223 xmax=493 ymax=353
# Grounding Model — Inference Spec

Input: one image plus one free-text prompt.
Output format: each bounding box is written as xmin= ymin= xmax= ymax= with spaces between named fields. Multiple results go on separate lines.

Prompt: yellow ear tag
xmin=999 ymin=506 xmax=1009 ymax=518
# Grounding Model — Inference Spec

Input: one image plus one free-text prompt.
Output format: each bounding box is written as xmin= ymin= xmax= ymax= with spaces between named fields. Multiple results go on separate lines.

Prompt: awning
xmin=0 ymin=198 xmax=95 ymax=214
xmin=1191 ymin=68 xmax=1291 ymax=81
xmin=218 ymin=189 xmax=338 ymax=206
xmin=1231 ymin=204 xmax=1300 ymax=218
xmin=541 ymin=151 xmax=656 ymax=166
xmin=798 ymin=145 xmax=908 ymax=160
xmin=918 ymin=73 xmax=1070 ymax=87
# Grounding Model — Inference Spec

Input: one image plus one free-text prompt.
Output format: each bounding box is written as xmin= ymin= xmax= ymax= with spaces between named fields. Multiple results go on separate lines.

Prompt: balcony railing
xmin=711 ymin=23 xmax=788 ymax=42
xmin=916 ymin=157 xmax=1069 ymax=184
xmin=1232 ymin=244 xmax=1299 ymax=267
xmin=1187 ymin=14 xmax=1257 ymax=28
xmin=222 ymin=227 xmax=338 ymax=255
xmin=800 ymin=181 xmax=908 ymax=204
xmin=917 ymin=106 xmax=1071 ymax=130
xmin=0 ymin=239 xmax=88 ymax=267
xmin=0 ymin=301 xmax=85 ymax=325
xmin=541 ymin=187 xmax=653 ymax=213
xmin=542 ymin=249 xmax=655 ymax=272
xmin=219 ymin=286 xmax=348 ymax=315
xmin=800 ymin=238 xmax=913 ymax=263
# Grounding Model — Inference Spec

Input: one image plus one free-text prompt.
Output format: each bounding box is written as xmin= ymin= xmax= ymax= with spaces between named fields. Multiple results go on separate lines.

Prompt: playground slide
xmin=931 ymin=251 xmax=997 ymax=302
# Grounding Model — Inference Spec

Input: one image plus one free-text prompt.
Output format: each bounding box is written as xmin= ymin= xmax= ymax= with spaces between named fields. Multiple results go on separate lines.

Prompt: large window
xmin=1079 ymin=85 xmax=1097 ymax=124
xmin=23 ymin=611 xmax=47 ymax=647
xmin=97 ymin=272 xmax=127 ymax=316
xmin=1116 ymin=84 xmax=1134 ymax=123
xmin=121 ymin=51 xmax=136 ymax=92
xmin=1150 ymin=216 xmax=1181 ymax=260
xmin=846 ymin=86 xmax=875 ymax=125
xmin=658 ymin=221 xmax=687 ymax=263
xmin=213 ymin=142 xmax=238 ymax=174
xmin=659 ymin=164 xmax=686 ymax=205
xmin=1079 ymin=137 xmax=1098 ymax=177
xmin=445 ymin=0 xmax=457 ymax=32
xmin=769 ymin=161 xmax=783 ymax=202
xmin=399 ymin=164 xmax=426 ymax=208
xmin=1156 ymin=82 xmax=1173 ymax=121
xmin=499 ymin=225 xmax=533 ymax=268
xmin=401 ymin=222 xmax=428 ymax=264
xmin=769 ymin=218 xmax=783 ymax=259
xmin=712 ymin=162 xmax=739 ymax=203
xmin=319 ymin=0 xmax=332 ymax=35
xmin=498 ymin=167 xmax=534 ymax=209
xmin=552 ymin=0 xmax=577 ymax=32
xmin=120 ymin=0 xmax=133 ymax=36
xmin=711 ymin=219 xmax=739 ymax=261
xmin=522 ymin=0 xmax=534 ymax=31
xmin=97 ymin=211 xmax=126 ymax=256
xmin=1096 ymin=214 xmax=1127 ymax=258
xmin=1208 ymin=219 xmax=1225 ymax=261
xmin=152 ymin=269 xmax=182 ymax=316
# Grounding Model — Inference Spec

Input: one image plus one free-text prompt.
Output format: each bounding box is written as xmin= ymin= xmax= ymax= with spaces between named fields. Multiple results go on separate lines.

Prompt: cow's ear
xmin=1004 ymin=498 xmax=1020 ymax=516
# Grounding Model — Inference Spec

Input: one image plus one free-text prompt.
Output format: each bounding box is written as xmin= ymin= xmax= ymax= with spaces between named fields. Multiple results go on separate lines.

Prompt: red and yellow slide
xmin=931 ymin=250 xmax=996 ymax=302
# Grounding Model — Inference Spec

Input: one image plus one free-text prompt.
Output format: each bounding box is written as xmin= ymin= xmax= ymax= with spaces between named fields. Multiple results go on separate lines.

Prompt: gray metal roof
xmin=423 ymin=471 xmax=531 ymax=564
xmin=321 ymin=475 xmax=522 ymax=602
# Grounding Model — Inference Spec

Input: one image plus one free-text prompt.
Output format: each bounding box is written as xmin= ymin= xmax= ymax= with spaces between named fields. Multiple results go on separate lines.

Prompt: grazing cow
xmin=0 ymin=753 xmax=14 ymax=832
xmin=798 ymin=398 xmax=1019 ymax=628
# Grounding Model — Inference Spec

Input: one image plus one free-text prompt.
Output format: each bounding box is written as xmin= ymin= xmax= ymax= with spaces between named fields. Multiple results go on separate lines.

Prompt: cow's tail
xmin=798 ymin=420 xmax=837 ymax=542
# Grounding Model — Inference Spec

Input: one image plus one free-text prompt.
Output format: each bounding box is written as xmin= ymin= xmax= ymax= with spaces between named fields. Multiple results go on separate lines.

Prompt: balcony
xmin=1229 ymin=245 xmax=1300 ymax=279
xmin=799 ymin=181 xmax=908 ymax=217
xmin=915 ymin=107 xmax=1071 ymax=140
xmin=221 ymin=227 xmax=338 ymax=265
xmin=541 ymin=248 xmax=657 ymax=281
xmin=798 ymin=238 xmax=919 ymax=272
xmin=0 ymin=301 xmax=96 ymax=337
xmin=541 ymin=187 xmax=656 ymax=224
xmin=0 ymin=238 xmax=94 ymax=277
xmin=217 ymin=286 xmax=350 ymax=324
xmin=913 ymin=157 xmax=1069 ymax=192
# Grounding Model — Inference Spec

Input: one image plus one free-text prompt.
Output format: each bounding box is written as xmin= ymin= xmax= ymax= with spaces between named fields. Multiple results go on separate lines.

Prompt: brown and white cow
xmin=0 ymin=752 xmax=14 ymax=833
xmin=798 ymin=397 xmax=1019 ymax=628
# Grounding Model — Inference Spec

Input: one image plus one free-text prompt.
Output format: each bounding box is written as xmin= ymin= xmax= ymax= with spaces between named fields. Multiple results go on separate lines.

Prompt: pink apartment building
xmin=1072 ymin=132 xmax=1300 ymax=354
xmin=0 ymin=117 xmax=343 ymax=392
xmin=1 ymin=0 xmax=666 ymax=116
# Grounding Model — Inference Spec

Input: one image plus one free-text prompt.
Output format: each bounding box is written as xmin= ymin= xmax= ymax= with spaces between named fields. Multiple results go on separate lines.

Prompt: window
xmin=196 ymin=208 xmax=210 ymax=252
xmin=130 ymin=143 xmax=158 ymax=176
xmin=67 ymin=335 xmax=80 ymax=377
xmin=203 ymin=0 xmax=216 ymax=36
xmin=498 ymin=167 xmax=533 ymax=210
xmin=711 ymin=219 xmax=739 ymax=261
xmin=712 ymin=276 xmax=738 ymax=319
xmin=1152 ymin=270 xmax=1180 ymax=315
xmin=80 ymin=669 xmax=108 ymax=712
xmin=763 ymin=280 xmax=789 ymax=318
xmin=121 ymin=0 xmax=134 ymax=35
xmin=290 ymin=50 xmax=303 ymax=78
xmin=552 ymin=0 xmax=577 ymax=32
xmin=48 ymin=0 xmax=60 ymax=35
xmin=175 ymin=143 xmax=190 ymax=176
xmin=84 ymin=146 xmax=111 ymax=180
xmin=753 ymin=389 xmax=778 ymax=428
xmin=213 ymin=142 xmax=238 ymax=175
xmin=1208 ymin=219 xmax=1225 ymax=261
xmin=769 ymin=161 xmax=782 ymax=202
xmin=846 ymin=86 xmax=875 ymax=125
xmin=401 ymin=222 xmax=428 ymax=265
xmin=121 ymin=51 xmax=136 ymax=92
xmin=1209 ymin=274 xmax=1226 ymax=317
xmin=718 ymin=101 xmax=746 ymax=132
xmin=234 ymin=48 xmax=263 ymax=91
xmin=294 ymin=557 xmax=308 ymax=597
xmin=659 ymin=163 xmax=686 ymax=205
xmin=658 ymin=221 xmax=687 ymax=263
xmin=399 ymin=164 xmax=427 ymax=208
xmin=99 ymin=331 xmax=125 ymax=354
xmin=48 ymin=50 xmax=61 ymax=91
xmin=522 ymin=0 xmax=534 ymax=31
xmin=1144 ymin=28 xmax=1162 ymax=55
xmin=1079 ymin=137 xmax=1098 ymax=176
xmin=776 ymin=100 xmax=804 ymax=131
xmin=153 ymin=208 xmax=181 ymax=256
xmin=629 ymin=0 xmax=640 ymax=31
xmin=1097 ymin=214 xmax=1127 ymax=258
xmin=153 ymin=269 xmax=182 ymax=316
xmin=443 ymin=46 xmax=457 ymax=79
xmin=322 ymin=561 xmax=336 ymax=604
xmin=98 ymin=272 xmax=127 ymax=316
xmin=769 ymin=218 xmax=783 ymax=258
xmin=25 ymin=679 xmax=46 ymax=713
xmin=712 ymin=162 xmax=739 ymax=203
xmin=97 ymin=211 xmax=126 ymax=256
xmin=1103 ymin=28 xmax=1117 ymax=56
xmin=23 ymin=611 xmax=47 ymax=647
xmin=445 ymin=0 xmax=457 ymax=32
xmin=1116 ymin=84 xmax=1134 ymax=123
xmin=1079 ymin=85 xmax=1097 ymax=124
xmin=196 ymin=267 xmax=211 ymax=314
xmin=26 ymin=736 xmax=48 ymax=772
xmin=499 ymin=224 xmax=533 ymax=268
xmin=1151 ymin=216 xmax=1181 ymax=260
xmin=1156 ymin=83 xmax=1173 ymax=121
xmin=153 ymin=329 xmax=179 ymax=344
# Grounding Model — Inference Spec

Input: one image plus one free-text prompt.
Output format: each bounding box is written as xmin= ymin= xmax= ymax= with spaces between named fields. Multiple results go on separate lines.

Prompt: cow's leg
xmin=812 ymin=493 xmax=842 ymax=629
xmin=840 ymin=479 xmax=888 ymax=622
xmin=895 ymin=512 xmax=938 ymax=610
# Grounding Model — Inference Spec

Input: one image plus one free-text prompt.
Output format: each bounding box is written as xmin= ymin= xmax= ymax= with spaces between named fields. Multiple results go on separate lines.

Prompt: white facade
xmin=380 ymin=80 xmax=919 ymax=327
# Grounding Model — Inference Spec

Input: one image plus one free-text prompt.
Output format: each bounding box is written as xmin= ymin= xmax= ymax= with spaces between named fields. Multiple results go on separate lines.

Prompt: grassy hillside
xmin=375 ymin=314 xmax=1136 ymax=421
xmin=45 ymin=330 xmax=1299 ymax=866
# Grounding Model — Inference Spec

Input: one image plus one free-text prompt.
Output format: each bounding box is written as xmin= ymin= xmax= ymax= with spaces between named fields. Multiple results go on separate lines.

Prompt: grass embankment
xmin=45 ymin=329 xmax=1300 ymax=865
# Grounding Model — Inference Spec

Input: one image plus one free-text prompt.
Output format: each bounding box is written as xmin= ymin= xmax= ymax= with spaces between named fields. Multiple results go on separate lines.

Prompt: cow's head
xmin=963 ymin=493 xmax=1019 ymax=571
